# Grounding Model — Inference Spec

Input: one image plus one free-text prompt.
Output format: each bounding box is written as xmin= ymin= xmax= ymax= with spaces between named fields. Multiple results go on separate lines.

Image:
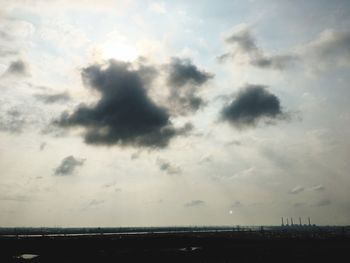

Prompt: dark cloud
xmin=157 ymin=158 xmax=182 ymax=175
xmin=165 ymin=58 xmax=214 ymax=115
xmin=184 ymin=200 xmax=205 ymax=207
xmin=35 ymin=92 xmax=70 ymax=104
xmin=55 ymin=59 xmax=192 ymax=148
xmin=167 ymin=58 xmax=213 ymax=87
xmin=219 ymin=27 xmax=296 ymax=69
xmin=54 ymin=155 xmax=85 ymax=176
xmin=221 ymin=85 xmax=286 ymax=128
xmin=4 ymin=60 xmax=28 ymax=75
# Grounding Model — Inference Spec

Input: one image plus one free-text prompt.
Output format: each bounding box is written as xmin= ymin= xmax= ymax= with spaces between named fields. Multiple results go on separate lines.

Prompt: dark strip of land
xmin=1 ymin=228 xmax=349 ymax=263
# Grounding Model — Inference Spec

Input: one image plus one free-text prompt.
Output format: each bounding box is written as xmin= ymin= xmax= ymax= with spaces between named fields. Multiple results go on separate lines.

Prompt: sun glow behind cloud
xmin=88 ymin=31 xmax=139 ymax=62
xmin=100 ymin=41 xmax=138 ymax=61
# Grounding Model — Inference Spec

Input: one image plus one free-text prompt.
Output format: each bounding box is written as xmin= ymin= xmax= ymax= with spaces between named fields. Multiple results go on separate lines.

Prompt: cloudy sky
xmin=1 ymin=0 xmax=350 ymax=227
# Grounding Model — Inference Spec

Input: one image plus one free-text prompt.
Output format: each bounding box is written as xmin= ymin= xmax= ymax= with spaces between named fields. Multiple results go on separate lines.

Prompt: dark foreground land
xmin=1 ymin=227 xmax=350 ymax=263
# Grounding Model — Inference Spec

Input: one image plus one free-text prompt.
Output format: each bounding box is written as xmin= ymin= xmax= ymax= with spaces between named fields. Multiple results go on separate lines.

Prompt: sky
xmin=0 ymin=0 xmax=350 ymax=227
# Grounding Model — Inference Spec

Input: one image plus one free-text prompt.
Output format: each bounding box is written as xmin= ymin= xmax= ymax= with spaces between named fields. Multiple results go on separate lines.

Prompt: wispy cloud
xmin=184 ymin=200 xmax=205 ymax=207
xmin=35 ymin=92 xmax=70 ymax=104
xmin=157 ymin=158 xmax=182 ymax=175
xmin=54 ymin=155 xmax=85 ymax=176
xmin=218 ymin=24 xmax=297 ymax=70
xmin=289 ymin=186 xmax=305 ymax=195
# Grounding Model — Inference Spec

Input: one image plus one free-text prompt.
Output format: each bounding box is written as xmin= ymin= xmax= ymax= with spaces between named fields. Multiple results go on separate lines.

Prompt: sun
xmin=100 ymin=41 xmax=138 ymax=62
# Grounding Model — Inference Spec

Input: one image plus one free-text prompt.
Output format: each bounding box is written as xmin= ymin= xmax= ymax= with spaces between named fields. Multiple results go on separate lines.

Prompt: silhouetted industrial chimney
xmin=281 ymin=217 xmax=284 ymax=226
xmin=291 ymin=217 xmax=294 ymax=226
xmin=299 ymin=217 xmax=302 ymax=226
xmin=308 ymin=217 xmax=311 ymax=226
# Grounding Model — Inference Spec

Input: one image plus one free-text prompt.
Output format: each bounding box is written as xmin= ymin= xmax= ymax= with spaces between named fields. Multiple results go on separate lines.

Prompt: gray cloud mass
xmin=55 ymin=59 xmax=192 ymax=148
xmin=167 ymin=57 xmax=213 ymax=88
xmin=166 ymin=57 xmax=213 ymax=115
xmin=221 ymin=85 xmax=286 ymax=128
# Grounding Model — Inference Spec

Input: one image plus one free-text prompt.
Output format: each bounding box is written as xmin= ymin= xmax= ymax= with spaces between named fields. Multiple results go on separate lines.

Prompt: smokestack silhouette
xmin=299 ymin=217 xmax=302 ymax=226
xmin=291 ymin=217 xmax=294 ymax=226
xmin=308 ymin=217 xmax=311 ymax=226
xmin=281 ymin=217 xmax=284 ymax=226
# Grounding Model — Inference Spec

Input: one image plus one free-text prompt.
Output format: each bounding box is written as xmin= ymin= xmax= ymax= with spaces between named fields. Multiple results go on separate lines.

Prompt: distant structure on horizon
xmin=281 ymin=217 xmax=316 ymax=227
